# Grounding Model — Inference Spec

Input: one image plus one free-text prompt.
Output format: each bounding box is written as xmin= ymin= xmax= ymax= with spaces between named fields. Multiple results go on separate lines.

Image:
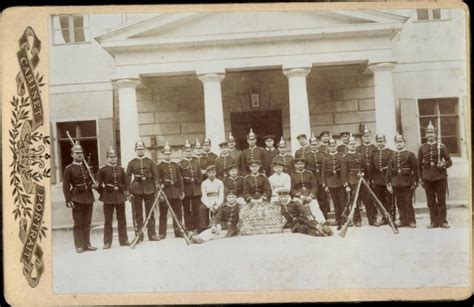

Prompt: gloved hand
xmin=387 ymin=184 xmax=393 ymax=194
xmin=345 ymin=186 xmax=351 ymax=193
xmin=65 ymin=201 xmax=75 ymax=209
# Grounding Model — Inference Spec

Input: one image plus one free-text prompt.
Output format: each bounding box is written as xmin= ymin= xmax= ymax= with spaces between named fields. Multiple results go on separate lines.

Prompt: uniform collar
xmin=250 ymin=172 xmax=260 ymax=176
xmin=295 ymin=169 xmax=305 ymax=173
xmin=427 ymin=141 xmax=437 ymax=145
xmin=329 ymin=151 xmax=337 ymax=156
xmin=136 ymin=155 xmax=146 ymax=160
xmin=396 ymin=148 xmax=407 ymax=152
xmin=107 ymin=162 xmax=117 ymax=167
xmin=72 ymin=161 xmax=82 ymax=166
xmin=348 ymin=150 xmax=356 ymax=154
xmin=266 ymin=147 xmax=275 ymax=151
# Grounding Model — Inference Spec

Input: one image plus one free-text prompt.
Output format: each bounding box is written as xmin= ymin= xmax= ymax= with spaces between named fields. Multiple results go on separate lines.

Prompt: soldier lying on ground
xmin=277 ymin=188 xmax=333 ymax=237
xmin=190 ymin=190 xmax=240 ymax=244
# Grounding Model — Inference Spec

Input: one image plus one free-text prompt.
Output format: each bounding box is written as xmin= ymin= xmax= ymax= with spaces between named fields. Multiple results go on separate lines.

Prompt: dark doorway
xmin=230 ymin=109 xmax=283 ymax=150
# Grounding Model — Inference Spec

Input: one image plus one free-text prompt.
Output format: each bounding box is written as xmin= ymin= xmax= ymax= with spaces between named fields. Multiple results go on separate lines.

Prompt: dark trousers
xmin=373 ymin=184 xmax=392 ymax=221
xmin=158 ymin=198 xmax=183 ymax=237
xmin=393 ymin=186 xmax=416 ymax=225
xmin=182 ymin=195 xmax=201 ymax=231
xmin=196 ymin=202 xmax=210 ymax=233
xmin=423 ymin=179 xmax=448 ymax=226
xmin=72 ymin=202 xmax=93 ymax=249
xmin=359 ymin=184 xmax=377 ymax=225
xmin=133 ymin=193 xmax=156 ymax=240
xmin=316 ymin=185 xmax=330 ymax=219
xmin=329 ymin=187 xmax=346 ymax=226
xmin=103 ymin=202 xmax=128 ymax=245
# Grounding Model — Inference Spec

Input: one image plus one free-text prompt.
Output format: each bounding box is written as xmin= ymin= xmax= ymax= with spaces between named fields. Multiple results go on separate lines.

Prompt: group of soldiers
xmin=63 ymin=122 xmax=452 ymax=252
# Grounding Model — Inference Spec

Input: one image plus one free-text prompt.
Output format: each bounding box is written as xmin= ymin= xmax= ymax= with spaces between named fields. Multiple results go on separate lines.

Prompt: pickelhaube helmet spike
xmin=426 ymin=121 xmax=436 ymax=131
xmin=228 ymin=132 xmax=235 ymax=141
xmin=247 ymin=128 xmax=256 ymax=139
xmin=163 ymin=141 xmax=171 ymax=154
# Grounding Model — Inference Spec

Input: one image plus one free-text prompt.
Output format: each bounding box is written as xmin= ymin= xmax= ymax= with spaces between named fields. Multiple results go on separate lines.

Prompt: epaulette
xmin=65 ymin=163 xmax=74 ymax=169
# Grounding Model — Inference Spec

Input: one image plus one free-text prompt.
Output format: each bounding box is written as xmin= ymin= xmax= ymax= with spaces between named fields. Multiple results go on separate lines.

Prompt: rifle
xmin=360 ymin=178 xmax=398 ymax=234
xmin=160 ymin=189 xmax=191 ymax=245
xmin=340 ymin=190 xmax=353 ymax=226
xmin=338 ymin=178 xmax=362 ymax=237
xmin=130 ymin=186 xmax=162 ymax=249
xmin=66 ymin=131 xmax=97 ymax=185
xmin=127 ymin=194 xmax=138 ymax=238
xmin=436 ymin=104 xmax=442 ymax=165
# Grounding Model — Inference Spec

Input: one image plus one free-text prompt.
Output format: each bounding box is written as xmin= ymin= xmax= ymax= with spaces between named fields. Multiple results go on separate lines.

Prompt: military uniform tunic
xmin=356 ymin=143 xmax=377 ymax=178
xmin=97 ymin=164 xmax=129 ymax=246
xmin=264 ymin=147 xmax=279 ymax=174
xmin=386 ymin=149 xmax=418 ymax=226
xmin=291 ymin=170 xmax=317 ymax=198
xmin=337 ymin=144 xmax=349 ymax=155
xmin=179 ymin=157 xmax=203 ymax=231
xmin=321 ymin=152 xmax=346 ymax=225
xmin=418 ymin=141 xmax=452 ymax=226
xmin=240 ymin=146 xmax=267 ymax=175
xmin=371 ymin=147 xmax=394 ymax=221
xmin=243 ymin=173 xmax=272 ymax=200
xmin=215 ymin=155 xmax=237 ymax=179
xmin=62 ymin=162 xmax=95 ymax=249
xmin=211 ymin=203 xmax=241 ymax=237
xmin=295 ymin=145 xmax=310 ymax=159
xmin=198 ymin=151 xmax=218 ymax=173
xmin=223 ymin=175 xmax=246 ymax=198
xmin=304 ymin=149 xmax=330 ymax=218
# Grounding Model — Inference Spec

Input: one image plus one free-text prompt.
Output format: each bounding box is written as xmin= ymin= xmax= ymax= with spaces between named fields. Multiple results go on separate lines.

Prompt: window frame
xmin=417 ymin=97 xmax=461 ymax=156
xmin=51 ymin=14 xmax=91 ymax=46
xmin=51 ymin=117 xmax=100 ymax=184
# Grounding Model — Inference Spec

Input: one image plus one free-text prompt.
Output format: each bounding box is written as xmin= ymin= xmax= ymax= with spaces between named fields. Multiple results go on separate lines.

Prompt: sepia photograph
xmin=3 ymin=3 xmax=470 ymax=303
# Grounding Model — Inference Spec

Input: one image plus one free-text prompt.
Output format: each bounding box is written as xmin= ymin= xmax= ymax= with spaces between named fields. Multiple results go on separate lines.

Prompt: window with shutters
xmin=418 ymin=98 xmax=460 ymax=155
xmin=52 ymin=14 xmax=90 ymax=45
xmin=57 ymin=120 xmax=99 ymax=180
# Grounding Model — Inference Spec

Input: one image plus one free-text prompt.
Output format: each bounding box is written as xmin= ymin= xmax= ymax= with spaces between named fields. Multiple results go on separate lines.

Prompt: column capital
xmin=198 ymin=73 xmax=225 ymax=83
xmin=368 ymin=62 xmax=396 ymax=73
xmin=283 ymin=67 xmax=311 ymax=78
xmin=114 ymin=79 xmax=141 ymax=89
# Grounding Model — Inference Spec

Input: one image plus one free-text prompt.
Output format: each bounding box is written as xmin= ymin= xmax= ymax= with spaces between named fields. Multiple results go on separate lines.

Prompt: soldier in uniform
xmin=337 ymin=132 xmax=350 ymax=155
xmin=372 ymin=134 xmax=394 ymax=226
xmin=263 ymin=135 xmax=279 ymax=175
xmin=156 ymin=142 xmax=185 ymax=239
xmin=268 ymin=160 xmax=292 ymax=203
xmin=200 ymin=165 xmax=225 ymax=232
xmin=322 ymin=138 xmax=347 ymax=229
xmin=190 ymin=190 xmax=241 ymax=244
xmin=228 ymin=132 xmax=242 ymax=169
xmin=386 ymin=134 xmax=418 ymax=228
xmin=277 ymin=188 xmax=332 ymax=237
xmin=215 ymin=141 xmax=237 ymax=180
xmin=200 ymin=137 xmax=218 ymax=175
xmin=291 ymin=158 xmax=317 ymax=199
xmin=63 ymin=144 xmax=97 ymax=253
xmin=272 ymin=137 xmax=294 ymax=175
xmin=243 ymin=159 xmax=272 ymax=205
xmin=179 ymin=140 xmax=203 ymax=232
xmin=318 ymin=131 xmax=331 ymax=155
xmin=305 ymin=133 xmax=330 ymax=219
xmin=97 ymin=147 xmax=129 ymax=249
xmin=418 ymin=122 xmax=453 ymax=228
xmin=223 ymin=163 xmax=247 ymax=206
xmin=126 ymin=141 xmax=160 ymax=242
xmin=295 ymin=133 xmax=310 ymax=159
xmin=240 ymin=129 xmax=267 ymax=175
xmin=341 ymin=136 xmax=374 ymax=227
xmin=356 ymin=127 xmax=378 ymax=225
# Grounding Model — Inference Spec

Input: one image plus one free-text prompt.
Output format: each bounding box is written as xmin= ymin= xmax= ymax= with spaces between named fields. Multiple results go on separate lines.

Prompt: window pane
xmin=57 ymin=122 xmax=77 ymax=139
xmin=440 ymin=116 xmax=458 ymax=136
xmin=417 ymin=9 xmax=429 ymax=20
xmin=438 ymin=98 xmax=458 ymax=114
xmin=72 ymin=15 xmax=84 ymax=28
xmin=59 ymin=15 xmax=71 ymax=43
xmin=432 ymin=8 xmax=441 ymax=20
xmin=74 ymin=28 xmax=86 ymax=42
xmin=78 ymin=121 xmax=97 ymax=137
xmin=418 ymin=100 xmax=436 ymax=116
xmin=442 ymin=137 xmax=459 ymax=155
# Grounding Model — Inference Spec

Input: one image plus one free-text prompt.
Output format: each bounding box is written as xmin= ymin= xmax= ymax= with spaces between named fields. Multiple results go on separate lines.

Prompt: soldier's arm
xmin=341 ymin=156 xmax=348 ymax=187
xmin=176 ymin=164 xmax=185 ymax=195
xmin=211 ymin=206 xmax=223 ymax=226
xmin=441 ymin=145 xmax=453 ymax=168
xmin=385 ymin=156 xmax=392 ymax=185
xmin=417 ymin=146 xmax=424 ymax=179
xmin=62 ymin=167 xmax=72 ymax=203
xmin=411 ymin=152 xmax=419 ymax=183
xmin=125 ymin=161 xmax=133 ymax=190
xmin=310 ymin=172 xmax=317 ymax=196
xmin=96 ymin=168 xmax=104 ymax=194
xmin=152 ymin=160 xmax=160 ymax=188
xmin=263 ymin=176 xmax=272 ymax=200
xmin=321 ymin=159 xmax=327 ymax=188
xmin=243 ymin=177 xmax=251 ymax=201
xmin=290 ymin=174 xmax=297 ymax=198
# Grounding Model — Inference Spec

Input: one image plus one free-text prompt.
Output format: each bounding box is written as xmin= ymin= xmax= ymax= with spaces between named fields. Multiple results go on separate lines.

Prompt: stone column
xmin=369 ymin=63 xmax=397 ymax=140
xmin=116 ymin=79 xmax=140 ymax=166
xmin=198 ymin=73 xmax=226 ymax=153
xmin=283 ymin=67 xmax=312 ymax=154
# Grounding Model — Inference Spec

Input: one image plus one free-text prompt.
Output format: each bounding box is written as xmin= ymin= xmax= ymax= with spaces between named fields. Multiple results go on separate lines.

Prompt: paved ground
xmin=53 ymin=207 xmax=471 ymax=294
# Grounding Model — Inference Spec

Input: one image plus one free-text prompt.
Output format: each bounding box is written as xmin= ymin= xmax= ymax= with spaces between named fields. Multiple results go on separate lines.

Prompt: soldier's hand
xmin=92 ymin=183 xmax=99 ymax=190
xmin=128 ymin=194 xmax=135 ymax=202
xmin=180 ymin=192 xmax=185 ymax=200
xmin=324 ymin=186 xmax=329 ymax=193
xmin=437 ymin=161 xmax=446 ymax=169
xmin=345 ymin=186 xmax=351 ymax=193
xmin=65 ymin=201 xmax=75 ymax=209
xmin=211 ymin=225 xmax=217 ymax=234
xmin=387 ymin=185 xmax=393 ymax=194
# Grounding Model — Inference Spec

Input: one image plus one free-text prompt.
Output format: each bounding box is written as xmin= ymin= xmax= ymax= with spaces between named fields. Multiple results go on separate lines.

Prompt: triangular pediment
xmin=96 ymin=10 xmax=408 ymax=51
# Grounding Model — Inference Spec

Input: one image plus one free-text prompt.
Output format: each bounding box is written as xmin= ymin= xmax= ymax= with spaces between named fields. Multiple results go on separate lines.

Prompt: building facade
xmin=50 ymin=9 xmax=469 ymax=226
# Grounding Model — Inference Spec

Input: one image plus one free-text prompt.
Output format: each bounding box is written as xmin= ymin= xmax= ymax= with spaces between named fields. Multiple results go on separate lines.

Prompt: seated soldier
xmin=243 ymin=159 xmax=272 ymax=206
xmin=223 ymin=163 xmax=247 ymax=206
xmin=268 ymin=160 xmax=291 ymax=203
xmin=190 ymin=190 xmax=241 ymax=244
xmin=198 ymin=165 xmax=224 ymax=232
xmin=277 ymin=188 xmax=332 ymax=237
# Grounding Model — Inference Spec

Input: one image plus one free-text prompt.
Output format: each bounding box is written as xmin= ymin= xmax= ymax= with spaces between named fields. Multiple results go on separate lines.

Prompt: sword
xmin=66 ymin=131 xmax=97 ymax=185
